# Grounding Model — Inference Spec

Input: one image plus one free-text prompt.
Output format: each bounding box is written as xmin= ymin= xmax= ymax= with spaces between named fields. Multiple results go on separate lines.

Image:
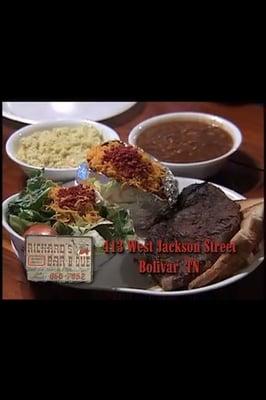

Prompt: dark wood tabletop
xmin=2 ymin=102 xmax=264 ymax=300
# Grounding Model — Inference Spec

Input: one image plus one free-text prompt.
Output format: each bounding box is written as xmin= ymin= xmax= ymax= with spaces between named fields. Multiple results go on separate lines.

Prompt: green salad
xmin=7 ymin=171 xmax=136 ymax=251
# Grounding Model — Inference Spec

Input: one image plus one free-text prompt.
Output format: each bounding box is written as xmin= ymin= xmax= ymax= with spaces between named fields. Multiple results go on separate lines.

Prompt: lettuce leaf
xmin=53 ymin=221 xmax=74 ymax=236
xmin=53 ymin=221 xmax=106 ymax=250
xmin=9 ymin=215 xmax=36 ymax=235
xmin=53 ymin=207 xmax=134 ymax=242
xmin=98 ymin=207 xmax=135 ymax=240
xmin=8 ymin=171 xmax=56 ymax=230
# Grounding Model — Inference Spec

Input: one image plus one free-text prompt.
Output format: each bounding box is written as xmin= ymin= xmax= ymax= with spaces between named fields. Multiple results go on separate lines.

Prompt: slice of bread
xmin=188 ymin=201 xmax=264 ymax=289
xmin=236 ymin=198 xmax=264 ymax=212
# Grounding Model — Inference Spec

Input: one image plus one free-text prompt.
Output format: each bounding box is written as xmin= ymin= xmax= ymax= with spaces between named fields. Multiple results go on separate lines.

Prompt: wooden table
xmin=2 ymin=102 xmax=264 ymax=300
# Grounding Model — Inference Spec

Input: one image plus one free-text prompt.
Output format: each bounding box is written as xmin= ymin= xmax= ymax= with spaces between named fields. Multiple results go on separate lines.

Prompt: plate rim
xmin=2 ymin=102 xmax=137 ymax=124
xmin=61 ymin=178 xmax=262 ymax=294
xmin=7 ymin=176 xmax=264 ymax=296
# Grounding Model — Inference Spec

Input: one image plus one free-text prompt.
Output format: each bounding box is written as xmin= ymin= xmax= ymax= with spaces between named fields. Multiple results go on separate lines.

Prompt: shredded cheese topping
xmin=48 ymin=183 xmax=101 ymax=224
xmin=87 ymin=141 xmax=166 ymax=198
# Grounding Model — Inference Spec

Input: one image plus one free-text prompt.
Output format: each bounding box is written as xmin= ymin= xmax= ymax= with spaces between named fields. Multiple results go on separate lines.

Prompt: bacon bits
xmin=102 ymin=144 xmax=152 ymax=179
xmin=56 ymin=185 xmax=96 ymax=216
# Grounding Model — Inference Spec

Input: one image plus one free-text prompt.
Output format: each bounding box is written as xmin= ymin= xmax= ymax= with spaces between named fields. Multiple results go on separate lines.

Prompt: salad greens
xmin=52 ymin=206 xmax=135 ymax=241
xmin=7 ymin=171 xmax=136 ymax=245
xmin=97 ymin=206 xmax=135 ymax=240
xmin=8 ymin=170 xmax=56 ymax=234
xmin=9 ymin=214 xmax=38 ymax=235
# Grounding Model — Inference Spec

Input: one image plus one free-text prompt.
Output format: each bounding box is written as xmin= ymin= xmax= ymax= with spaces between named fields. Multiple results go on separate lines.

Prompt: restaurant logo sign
xmin=25 ymin=236 xmax=93 ymax=283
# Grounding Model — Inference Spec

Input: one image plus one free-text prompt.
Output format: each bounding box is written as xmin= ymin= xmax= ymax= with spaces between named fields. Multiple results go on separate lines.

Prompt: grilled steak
xmin=146 ymin=183 xmax=242 ymax=290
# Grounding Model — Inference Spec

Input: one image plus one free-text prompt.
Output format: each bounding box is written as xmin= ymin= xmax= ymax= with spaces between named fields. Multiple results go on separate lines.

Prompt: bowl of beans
xmin=128 ymin=112 xmax=242 ymax=179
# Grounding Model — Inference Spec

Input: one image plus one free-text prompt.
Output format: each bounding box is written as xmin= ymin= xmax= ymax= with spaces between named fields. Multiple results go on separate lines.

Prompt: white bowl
xmin=6 ymin=119 xmax=120 ymax=181
xmin=128 ymin=112 xmax=242 ymax=179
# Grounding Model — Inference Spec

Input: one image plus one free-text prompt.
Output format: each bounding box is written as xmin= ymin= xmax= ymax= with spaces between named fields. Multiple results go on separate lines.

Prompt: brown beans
xmin=136 ymin=120 xmax=233 ymax=163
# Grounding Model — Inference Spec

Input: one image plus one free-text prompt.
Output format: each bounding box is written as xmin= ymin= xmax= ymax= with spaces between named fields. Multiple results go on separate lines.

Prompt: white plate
xmin=6 ymin=177 xmax=264 ymax=296
xmin=2 ymin=102 xmax=137 ymax=124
